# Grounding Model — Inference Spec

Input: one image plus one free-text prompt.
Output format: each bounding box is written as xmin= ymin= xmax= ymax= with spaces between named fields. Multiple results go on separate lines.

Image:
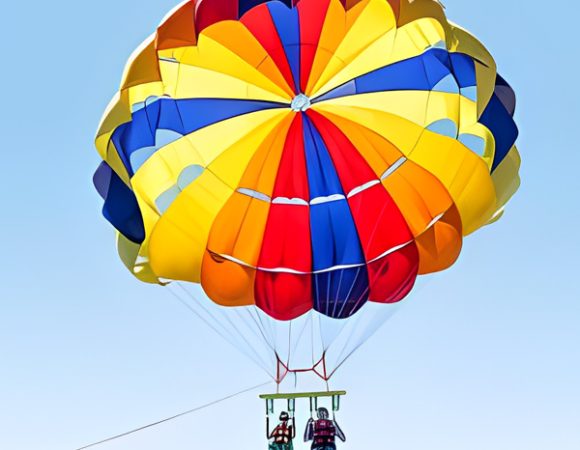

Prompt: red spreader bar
xmin=275 ymin=353 xmax=329 ymax=384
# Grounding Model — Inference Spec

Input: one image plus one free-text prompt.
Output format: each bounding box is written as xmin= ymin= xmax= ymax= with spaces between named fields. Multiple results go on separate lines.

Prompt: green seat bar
xmin=259 ymin=391 xmax=347 ymax=400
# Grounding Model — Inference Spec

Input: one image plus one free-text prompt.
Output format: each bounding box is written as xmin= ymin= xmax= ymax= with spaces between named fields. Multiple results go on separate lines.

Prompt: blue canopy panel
xmin=239 ymin=0 xmax=293 ymax=17
xmin=480 ymin=92 xmax=519 ymax=171
xmin=448 ymin=53 xmax=477 ymax=88
xmin=312 ymin=49 xmax=478 ymax=103
xmin=267 ymin=1 xmax=301 ymax=93
xmin=302 ymin=115 xmax=369 ymax=319
xmin=311 ymin=48 xmax=518 ymax=170
xmin=111 ymin=97 xmax=286 ymax=176
xmin=493 ymin=74 xmax=517 ymax=116
xmin=93 ymin=162 xmax=145 ymax=244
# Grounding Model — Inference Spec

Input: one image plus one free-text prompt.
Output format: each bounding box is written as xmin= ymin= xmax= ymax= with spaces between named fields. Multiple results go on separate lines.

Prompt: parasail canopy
xmin=94 ymin=0 xmax=520 ymax=381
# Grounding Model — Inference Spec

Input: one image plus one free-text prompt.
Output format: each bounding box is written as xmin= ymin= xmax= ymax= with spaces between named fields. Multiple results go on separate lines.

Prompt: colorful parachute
xmin=94 ymin=0 xmax=520 ymax=381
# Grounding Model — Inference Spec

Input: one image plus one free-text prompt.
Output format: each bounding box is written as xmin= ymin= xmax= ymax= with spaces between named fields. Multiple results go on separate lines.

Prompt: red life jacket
xmin=313 ymin=419 xmax=336 ymax=446
xmin=273 ymin=423 xmax=293 ymax=444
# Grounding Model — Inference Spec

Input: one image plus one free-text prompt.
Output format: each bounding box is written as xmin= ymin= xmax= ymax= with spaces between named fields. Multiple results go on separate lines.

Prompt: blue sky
xmin=0 ymin=0 xmax=579 ymax=449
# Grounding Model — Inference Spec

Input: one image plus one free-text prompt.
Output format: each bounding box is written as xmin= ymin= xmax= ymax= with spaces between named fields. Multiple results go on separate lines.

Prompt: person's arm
xmin=304 ymin=418 xmax=314 ymax=442
xmin=291 ymin=418 xmax=296 ymax=439
xmin=333 ymin=420 xmax=346 ymax=442
xmin=266 ymin=416 xmax=271 ymax=439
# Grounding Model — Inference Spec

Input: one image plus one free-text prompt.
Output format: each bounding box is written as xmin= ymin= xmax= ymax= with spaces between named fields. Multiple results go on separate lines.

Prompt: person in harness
xmin=304 ymin=407 xmax=346 ymax=450
xmin=268 ymin=411 xmax=295 ymax=450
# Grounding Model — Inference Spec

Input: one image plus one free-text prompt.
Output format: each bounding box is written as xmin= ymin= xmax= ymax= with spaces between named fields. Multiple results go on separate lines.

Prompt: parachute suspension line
xmin=349 ymin=270 xmax=373 ymax=316
xmin=177 ymin=284 xmax=274 ymax=372
xmin=316 ymin=314 xmax=335 ymax=379
xmin=330 ymin=308 xmax=394 ymax=379
xmin=310 ymin=313 xmax=316 ymax=368
xmin=171 ymin=284 xmax=274 ymax=377
xmin=331 ymin=278 xmax=432 ymax=376
xmin=213 ymin=306 xmax=274 ymax=374
xmin=313 ymin=275 xmax=321 ymax=315
xmin=169 ymin=284 xmax=248 ymax=358
xmin=327 ymin=263 xmax=440 ymax=379
xmin=329 ymin=291 xmax=372 ymax=378
xmin=252 ymin=307 xmax=281 ymax=372
xmin=328 ymin=323 xmax=362 ymax=379
xmin=327 ymin=254 xmax=405 ymax=375
xmin=173 ymin=283 xmax=236 ymax=343
xmin=245 ymin=308 xmax=276 ymax=354
xmin=253 ymin=307 xmax=274 ymax=345
xmin=230 ymin=307 xmax=273 ymax=369
xmin=287 ymin=320 xmax=293 ymax=370
xmin=336 ymin=266 xmax=362 ymax=319
xmin=320 ymin=355 xmax=331 ymax=390
xmin=331 ymin=267 xmax=346 ymax=319
xmin=166 ymin=285 xmax=233 ymax=347
xmin=176 ymin=283 xmax=234 ymax=331
xmin=233 ymin=307 xmax=276 ymax=366
xmin=325 ymin=269 xmax=332 ymax=317
xmin=74 ymin=380 xmax=272 ymax=450
xmin=323 ymin=293 xmax=369 ymax=377
xmin=242 ymin=308 xmax=278 ymax=371
xmin=290 ymin=315 xmax=312 ymax=362
xmin=275 ymin=359 xmax=285 ymax=390
xmin=317 ymin=313 xmax=327 ymax=357
xmin=285 ymin=318 xmax=314 ymax=377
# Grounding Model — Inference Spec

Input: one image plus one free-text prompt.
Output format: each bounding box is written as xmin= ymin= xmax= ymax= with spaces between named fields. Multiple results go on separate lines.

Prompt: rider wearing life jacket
xmin=269 ymin=411 xmax=295 ymax=450
xmin=304 ymin=407 xmax=346 ymax=450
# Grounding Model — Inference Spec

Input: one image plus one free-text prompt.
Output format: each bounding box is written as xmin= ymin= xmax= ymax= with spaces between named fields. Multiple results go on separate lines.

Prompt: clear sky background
xmin=0 ymin=1 xmax=579 ymax=449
